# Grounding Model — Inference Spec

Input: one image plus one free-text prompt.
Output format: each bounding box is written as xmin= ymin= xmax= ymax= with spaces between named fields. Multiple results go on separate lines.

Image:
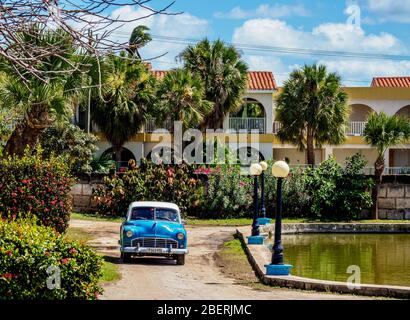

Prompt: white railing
xmin=273 ymin=121 xmax=367 ymax=136
xmin=229 ymin=118 xmax=266 ymax=133
xmin=145 ymin=119 xmax=174 ymax=133
xmin=347 ymin=121 xmax=367 ymax=136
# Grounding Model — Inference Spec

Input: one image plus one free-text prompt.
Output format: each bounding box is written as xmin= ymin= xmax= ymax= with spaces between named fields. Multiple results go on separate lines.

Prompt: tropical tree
xmin=156 ymin=69 xmax=212 ymax=131
xmin=127 ymin=25 xmax=152 ymax=60
xmin=89 ymin=51 xmax=156 ymax=162
xmin=276 ymin=64 xmax=349 ymax=166
xmin=179 ymin=39 xmax=248 ymax=130
xmin=364 ymin=112 xmax=410 ymax=219
xmin=0 ymin=27 xmax=86 ymax=157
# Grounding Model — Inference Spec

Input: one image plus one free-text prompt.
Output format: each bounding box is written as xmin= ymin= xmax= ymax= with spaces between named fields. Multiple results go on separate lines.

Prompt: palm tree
xmin=0 ymin=27 xmax=85 ymax=157
xmin=179 ymin=39 xmax=248 ymax=130
xmin=127 ymin=25 xmax=152 ymax=60
xmin=364 ymin=112 xmax=410 ymax=219
xmin=156 ymin=69 xmax=212 ymax=131
xmin=276 ymin=64 xmax=349 ymax=166
xmin=89 ymin=52 xmax=156 ymax=163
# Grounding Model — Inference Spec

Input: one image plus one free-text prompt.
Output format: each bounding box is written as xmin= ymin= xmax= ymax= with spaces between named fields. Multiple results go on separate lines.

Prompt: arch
xmin=395 ymin=105 xmax=410 ymax=118
xmin=231 ymin=98 xmax=266 ymax=118
xmin=101 ymin=147 xmax=136 ymax=163
xmin=349 ymin=104 xmax=375 ymax=121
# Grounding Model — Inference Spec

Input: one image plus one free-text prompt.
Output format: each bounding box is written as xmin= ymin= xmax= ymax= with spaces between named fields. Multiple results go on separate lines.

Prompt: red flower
xmin=1 ymin=273 xmax=14 ymax=280
xmin=44 ymin=251 xmax=50 ymax=257
xmin=69 ymin=248 xmax=77 ymax=255
xmin=5 ymin=250 xmax=12 ymax=257
xmin=11 ymin=192 xmax=17 ymax=198
xmin=60 ymin=258 xmax=69 ymax=265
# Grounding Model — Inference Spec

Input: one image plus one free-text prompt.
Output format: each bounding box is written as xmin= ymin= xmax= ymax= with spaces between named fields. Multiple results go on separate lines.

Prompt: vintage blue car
xmin=120 ymin=201 xmax=188 ymax=265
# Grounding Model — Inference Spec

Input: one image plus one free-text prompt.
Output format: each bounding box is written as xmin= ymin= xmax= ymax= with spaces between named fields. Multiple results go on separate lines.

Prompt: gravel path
xmin=70 ymin=219 xmax=372 ymax=300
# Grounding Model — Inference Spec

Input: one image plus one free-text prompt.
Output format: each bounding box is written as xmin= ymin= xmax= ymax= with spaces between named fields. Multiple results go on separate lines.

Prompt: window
xmin=130 ymin=207 xmax=179 ymax=223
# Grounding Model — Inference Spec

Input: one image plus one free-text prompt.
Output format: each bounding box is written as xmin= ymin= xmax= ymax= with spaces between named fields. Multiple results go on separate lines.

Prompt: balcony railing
xmin=229 ymin=117 xmax=266 ymax=133
xmin=145 ymin=119 xmax=174 ymax=133
xmin=273 ymin=121 xmax=367 ymax=136
xmin=346 ymin=121 xmax=367 ymax=136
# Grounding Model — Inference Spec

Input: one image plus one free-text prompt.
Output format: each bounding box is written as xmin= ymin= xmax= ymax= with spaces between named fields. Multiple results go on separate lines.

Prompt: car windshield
xmin=130 ymin=207 xmax=179 ymax=223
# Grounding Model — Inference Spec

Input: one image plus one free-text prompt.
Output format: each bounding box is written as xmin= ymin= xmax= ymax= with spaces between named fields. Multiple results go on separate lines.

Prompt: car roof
xmin=129 ymin=201 xmax=180 ymax=211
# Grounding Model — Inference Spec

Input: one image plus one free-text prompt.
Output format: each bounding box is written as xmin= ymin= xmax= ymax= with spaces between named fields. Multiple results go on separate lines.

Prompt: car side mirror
xmin=181 ymin=219 xmax=187 ymax=225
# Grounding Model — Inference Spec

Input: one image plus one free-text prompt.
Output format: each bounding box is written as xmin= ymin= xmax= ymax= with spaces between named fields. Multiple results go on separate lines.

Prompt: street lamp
xmin=265 ymin=160 xmax=293 ymax=276
xmin=257 ymin=161 xmax=271 ymax=226
xmin=247 ymin=163 xmax=264 ymax=245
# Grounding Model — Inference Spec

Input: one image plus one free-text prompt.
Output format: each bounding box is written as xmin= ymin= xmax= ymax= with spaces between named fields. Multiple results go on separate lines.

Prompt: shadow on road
xmin=102 ymin=255 xmax=180 ymax=266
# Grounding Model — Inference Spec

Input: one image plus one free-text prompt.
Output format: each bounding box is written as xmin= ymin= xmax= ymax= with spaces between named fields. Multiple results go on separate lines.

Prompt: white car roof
xmin=129 ymin=201 xmax=180 ymax=211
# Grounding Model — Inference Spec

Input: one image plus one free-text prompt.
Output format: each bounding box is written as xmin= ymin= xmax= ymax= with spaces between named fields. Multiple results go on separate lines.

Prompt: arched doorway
xmin=391 ymin=106 xmax=410 ymax=168
xmin=395 ymin=105 xmax=410 ymax=118
xmin=348 ymin=104 xmax=374 ymax=136
xmin=229 ymin=98 xmax=266 ymax=133
xmin=101 ymin=147 xmax=136 ymax=163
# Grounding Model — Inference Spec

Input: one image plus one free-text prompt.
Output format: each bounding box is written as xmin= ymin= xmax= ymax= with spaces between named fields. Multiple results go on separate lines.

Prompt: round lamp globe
xmin=272 ymin=161 xmax=290 ymax=178
xmin=250 ymin=163 xmax=263 ymax=176
xmin=260 ymin=161 xmax=268 ymax=171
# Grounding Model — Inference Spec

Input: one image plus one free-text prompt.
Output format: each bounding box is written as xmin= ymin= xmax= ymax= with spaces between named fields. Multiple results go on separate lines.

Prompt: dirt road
xmin=70 ymin=219 xmax=371 ymax=300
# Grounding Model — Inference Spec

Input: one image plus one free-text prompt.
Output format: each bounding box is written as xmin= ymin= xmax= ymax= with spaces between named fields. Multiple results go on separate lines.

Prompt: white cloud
xmin=108 ymin=6 xmax=209 ymax=68
xmin=214 ymin=4 xmax=309 ymax=20
xmin=232 ymin=18 xmax=408 ymax=85
xmin=366 ymin=0 xmax=410 ymax=23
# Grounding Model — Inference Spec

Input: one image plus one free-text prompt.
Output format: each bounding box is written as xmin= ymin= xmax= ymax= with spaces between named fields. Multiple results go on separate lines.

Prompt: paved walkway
xmin=70 ymin=219 xmax=372 ymax=300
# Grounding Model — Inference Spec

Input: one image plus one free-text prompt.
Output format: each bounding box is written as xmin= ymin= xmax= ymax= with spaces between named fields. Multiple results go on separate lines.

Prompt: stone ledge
xmin=236 ymin=228 xmax=410 ymax=299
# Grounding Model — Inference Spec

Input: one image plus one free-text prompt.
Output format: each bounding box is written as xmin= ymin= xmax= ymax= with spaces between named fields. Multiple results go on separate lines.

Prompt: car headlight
xmin=177 ymin=233 xmax=184 ymax=240
xmin=126 ymin=230 xmax=133 ymax=238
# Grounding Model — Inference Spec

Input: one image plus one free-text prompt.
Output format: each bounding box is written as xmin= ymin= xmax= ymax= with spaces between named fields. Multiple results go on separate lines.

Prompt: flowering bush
xmin=0 ymin=217 xmax=103 ymax=300
xmin=0 ymin=150 xmax=74 ymax=233
xmin=93 ymin=159 xmax=204 ymax=217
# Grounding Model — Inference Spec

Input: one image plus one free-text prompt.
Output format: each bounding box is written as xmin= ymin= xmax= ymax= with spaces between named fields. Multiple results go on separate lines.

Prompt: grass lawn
xmin=71 ymin=212 xmax=124 ymax=223
xmin=71 ymin=212 xmax=410 ymax=226
xmin=65 ymin=224 xmax=121 ymax=284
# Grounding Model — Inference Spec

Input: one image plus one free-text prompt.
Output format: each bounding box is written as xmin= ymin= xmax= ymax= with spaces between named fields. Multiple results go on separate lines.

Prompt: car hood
xmin=123 ymin=220 xmax=185 ymax=238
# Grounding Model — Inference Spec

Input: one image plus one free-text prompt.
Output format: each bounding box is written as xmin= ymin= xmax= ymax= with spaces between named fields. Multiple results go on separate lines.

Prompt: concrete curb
xmin=236 ymin=229 xmax=410 ymax=299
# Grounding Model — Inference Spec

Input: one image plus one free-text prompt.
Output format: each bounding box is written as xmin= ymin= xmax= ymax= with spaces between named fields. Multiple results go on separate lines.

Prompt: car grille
xmin=132 ymin=237 xmax=178 ymax=249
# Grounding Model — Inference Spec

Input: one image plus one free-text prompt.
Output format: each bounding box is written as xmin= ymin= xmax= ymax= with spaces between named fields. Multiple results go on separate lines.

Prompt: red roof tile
xmin=371 ymin=77 xmax=410 ymax=88
xmin=247 ymin=71 xmax=277 ymax=91
xmin=150 ymin=70 xmax=277 ymax=91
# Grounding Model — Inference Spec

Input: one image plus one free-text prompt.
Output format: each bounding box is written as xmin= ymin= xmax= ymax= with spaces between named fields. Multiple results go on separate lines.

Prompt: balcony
xmin=228 ymin=118 xmax=266 ymax=134
xmin=272 ymin=121 xmax=367 ymax=136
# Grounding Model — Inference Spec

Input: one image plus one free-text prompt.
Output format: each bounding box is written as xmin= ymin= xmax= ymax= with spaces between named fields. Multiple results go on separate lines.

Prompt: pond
xmin=268 ymin=234 xmax=410 ymax=287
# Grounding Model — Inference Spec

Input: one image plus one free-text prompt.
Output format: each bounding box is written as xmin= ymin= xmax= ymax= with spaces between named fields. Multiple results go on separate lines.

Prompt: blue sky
xmin=110 ymin=0 xmax=410 ymax=86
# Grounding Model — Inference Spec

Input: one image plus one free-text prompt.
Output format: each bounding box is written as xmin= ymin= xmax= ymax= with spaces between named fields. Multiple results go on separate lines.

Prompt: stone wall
xmin=379 ymin=184 xmax=410 ymax=220
xmin=70 ymin=183 xmax=99 ymax=212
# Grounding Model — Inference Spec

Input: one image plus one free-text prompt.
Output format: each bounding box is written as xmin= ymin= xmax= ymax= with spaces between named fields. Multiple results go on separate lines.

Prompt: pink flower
xmin=60 ymin=258 xmax=69 ymax=265
xmin=69 ymin=248 xmax=77 ymax=255
xmin=11 ymin=192 xmax=17 ymax=198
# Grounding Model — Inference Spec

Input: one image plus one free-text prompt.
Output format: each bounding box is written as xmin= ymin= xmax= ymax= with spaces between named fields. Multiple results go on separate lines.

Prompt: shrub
xmin=40 ymin=122 xmax=99 ymax=173
xmin=0 ymin=150 xmax=74 ymax=233
xmin=281 ymin=154 xmax=373 ymax=220
xmin=93 ymin=159 xmax=204 ymax=217
xmin=0 ymin=217 xmax=103 ymax=300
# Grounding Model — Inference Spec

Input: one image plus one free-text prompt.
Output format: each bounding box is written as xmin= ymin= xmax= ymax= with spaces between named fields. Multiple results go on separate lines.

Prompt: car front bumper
xmin=121 ymin=246 xmax=188 ymax=255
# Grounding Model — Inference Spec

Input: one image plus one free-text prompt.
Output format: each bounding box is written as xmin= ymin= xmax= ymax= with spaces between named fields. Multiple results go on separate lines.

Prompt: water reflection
xmin=267 ymin=234 xmax=410 ymax=286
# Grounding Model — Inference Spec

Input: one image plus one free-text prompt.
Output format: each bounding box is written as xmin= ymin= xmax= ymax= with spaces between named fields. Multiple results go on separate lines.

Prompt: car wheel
xmin=176 ymin=254 xmax=185 ymax=265
xmin=122 ymin=252 xmax=132 ymax=263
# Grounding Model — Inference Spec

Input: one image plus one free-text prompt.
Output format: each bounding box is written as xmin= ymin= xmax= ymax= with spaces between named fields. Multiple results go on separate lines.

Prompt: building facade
xmin=80 ymin=72 xmax=410 ymax=170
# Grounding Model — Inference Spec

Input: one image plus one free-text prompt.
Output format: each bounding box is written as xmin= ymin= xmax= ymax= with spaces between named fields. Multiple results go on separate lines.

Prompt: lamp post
xmin=257 ymin=161 xmax=271 ymax=225
xmin=247 ymin=163 xmax=264 ymax=245
xmin=265 ymin=161 xmax=293 ymax=276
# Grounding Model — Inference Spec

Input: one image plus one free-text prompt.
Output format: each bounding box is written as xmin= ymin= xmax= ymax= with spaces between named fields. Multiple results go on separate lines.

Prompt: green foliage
xmin=93 ymin=159 xmax=203 ymax=217
xmin=89 ymin=52 xmax=156 ymax=160
xmin=156 ymin=69 xmax=213 ymax=131
xmin=40 ymin=122 xmax=99 ymax=173
xmin=282 ymin=154 xmax=373 ymax=220
xmin=364 ymin=112 xmax=410 ymax=157
xmin=180 ymin=39 xmax=248 ymax=129
xmin=276 ymin=64 xmax=349 ymax=165
xmin=0 ymin=217 xmax=103 ymax=300
xmin=0 ymin=150 xmax=74 ymax=233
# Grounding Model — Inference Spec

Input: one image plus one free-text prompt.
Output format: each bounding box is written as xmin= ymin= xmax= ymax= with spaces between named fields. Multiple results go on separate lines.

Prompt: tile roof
xmin=247 ymin=71 xmax=277 ymax=91
xmin=150 ymin=70 xmax=277 ymax=91
xmin=371 ymin=77 xmax=410 ymax=88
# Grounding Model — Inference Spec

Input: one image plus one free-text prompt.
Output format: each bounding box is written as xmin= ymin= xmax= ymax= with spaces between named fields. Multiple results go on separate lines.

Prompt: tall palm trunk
xmin=113 ymin=145 xmax=123 ymax=163
xmin=371 ymin=155 xmax=385 ymax=220
xmin=3 ymin=105 xmax=52 ymax=157
xmin=306 ymin=128 xmax=315 ymax=167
